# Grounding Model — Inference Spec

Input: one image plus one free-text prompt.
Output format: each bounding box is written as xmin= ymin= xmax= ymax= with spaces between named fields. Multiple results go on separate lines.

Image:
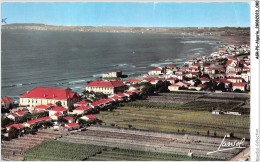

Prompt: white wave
xmin=189 ymin=48 xmax=204 ymax=51
xmin=68 ymin=80 xmax=85 ymax=84
xmin=181 ymin=40 xmax=217 ymax=44
xmin=93 ymin=74 xmax=102 ymax=78
xmin=150 ymin=62 xmax=173 ymax=67
xmin=16 ymin=83 xmax=23 ymax=86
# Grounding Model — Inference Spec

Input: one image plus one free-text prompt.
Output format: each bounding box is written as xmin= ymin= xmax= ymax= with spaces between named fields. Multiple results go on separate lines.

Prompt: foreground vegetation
xmin=23 ymin=140 xmax=220 ymax=161
xmin=121 ymin=100 xmax=249 ymax=114
xmin=23 ymin=140 xmax=106 ymax=161
xmin=96 ymin=105 xmax=250 ymax=139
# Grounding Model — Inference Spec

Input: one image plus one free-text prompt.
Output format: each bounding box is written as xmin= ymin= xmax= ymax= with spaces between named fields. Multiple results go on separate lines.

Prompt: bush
xmin=8 ymin=127 xmax=19 ymax=139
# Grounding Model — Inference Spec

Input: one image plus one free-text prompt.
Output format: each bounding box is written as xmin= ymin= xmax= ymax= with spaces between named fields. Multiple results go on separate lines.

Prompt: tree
xmin=216 ymin=82 xmax=226 ymax=91
xmin=56 ymin=101 xmax=62 ymax=107
xmin=8 ymin=127 xmax=19 ymax=139
xmin=234 ymin=89 xmax=243 ymax=93
xmin=155 ymin=81 xmax=171 ymax=93
xmin=141 ymin=83 xmax=155 ymax=96
xmin=204 ymin=81 xmax=218 ymax=92
xmin=194 ymin=79 xmax=202 ymax=87
xmin=1 ymin=118 xmax=14 ymax=128
xmin=68 ymin=105 xmax=75 ymax=112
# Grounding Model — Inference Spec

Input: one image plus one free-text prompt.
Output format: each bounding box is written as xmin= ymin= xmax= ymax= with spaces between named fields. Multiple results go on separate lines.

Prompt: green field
xmin=96 ymin=104 xmax=250 ymax=139
xmin=122 ymin=100 xmax=249 ymax=114
xmin=23 ymin=140 xmax=106 ymax=161
xmin=23 ymin=140 xmax=220 ymax=161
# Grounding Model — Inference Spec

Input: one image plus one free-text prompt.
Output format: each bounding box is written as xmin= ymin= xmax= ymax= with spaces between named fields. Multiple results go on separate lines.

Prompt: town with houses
xmin=1 ymin=44 xmax=251 ymax=161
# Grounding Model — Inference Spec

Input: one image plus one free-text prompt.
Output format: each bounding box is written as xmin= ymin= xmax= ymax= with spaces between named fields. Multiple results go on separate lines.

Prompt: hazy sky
xmin=1 ymin=2 xmax=250 ymax=27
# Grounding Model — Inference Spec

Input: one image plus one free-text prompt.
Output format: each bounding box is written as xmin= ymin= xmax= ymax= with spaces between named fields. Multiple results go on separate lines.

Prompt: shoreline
xmin=2 ymin=24 xmax=249 ymax=45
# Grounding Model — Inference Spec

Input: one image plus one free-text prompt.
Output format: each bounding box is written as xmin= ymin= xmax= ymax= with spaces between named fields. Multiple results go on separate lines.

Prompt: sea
xmin=1 ymin=29 xmax=222 ymax=99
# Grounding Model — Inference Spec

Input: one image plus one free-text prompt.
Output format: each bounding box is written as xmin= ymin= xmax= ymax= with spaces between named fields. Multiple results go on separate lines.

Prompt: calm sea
xmin=1 ymin=29 xmax=222 ymax=98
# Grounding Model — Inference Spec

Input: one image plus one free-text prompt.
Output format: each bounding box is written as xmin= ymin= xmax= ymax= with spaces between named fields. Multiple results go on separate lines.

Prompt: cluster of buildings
xmin=2 ymin=81 xmax=141 ymax=132
xmin=1 ymin=44 xmax=250 ymax=134
xmin=126 ymin=44 xmax=250 ymax=92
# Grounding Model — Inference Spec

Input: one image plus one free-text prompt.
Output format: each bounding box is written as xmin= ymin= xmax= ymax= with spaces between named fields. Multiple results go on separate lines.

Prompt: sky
xmin=1 ymin=2 xmax=250 ymax=27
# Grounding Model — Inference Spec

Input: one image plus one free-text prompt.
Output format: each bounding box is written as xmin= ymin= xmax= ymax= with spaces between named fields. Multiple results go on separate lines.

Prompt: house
xmin=62 ymin=117 xmax=75 ymax=123
xmin=72 ymin=105 xmax=92 ymax=115
xmin=48 ymin=106 xmax=67 ymax=116
xmin=232 ymin=82 xmax=247 ymax=91
xmin=204 ymin=67 xmax=216 ymax=74
xmin=16 ymin=110 xmax=29 ymax=117
xmin=175 ymin=70 xmax=184 ymax=75
xmin=200 ymin=77 xmax=210 ymax=84
xmin=166 ymin=77 xmax=179 ymax=84
xmin=1 ymin=97 xmax=13 ymax=109
xmin=73 ymin=100 xmax=88 ymax=107
xmin=110 ymin=95 xmax=123 ymax=102
xmin=196 ymin=84 xmax=206 ymax=90
xmin=25 ymin=117 xmax=52 ymax=127
xmin=80 ymin=114 xmax=97 ymax=121
xmin=63 ymin=123 xmax=80 ymax=131
xmin=51 ymin=111 xmax=63 ymax=120
xmin=126 ymin=79 xmax=140 ymax=84
xmin=148 ymin=67 xmax=163 ymax=76
xmin=176 ymin=81 xmax=191 ymax=87
xmin=227 ymin=77 xmax=243 ymax=83
xmin=168 ymin=84 xmax=180 ymax=91
xmin=6 ymin=124 xmax=25 ymax=131
xmin=34 ymin=105 xmax=51 ymax=111
xmin=185 ymin=72 xmax=199 ymax=78
xmin=102 ymin=71 xmax=122 ymax=78
xmin=85 ymin=80 xmax=125 ymax=95
xmin=7 ymin=113 xmax=18 ymax=121
xmin=124 ymin=91 xmax=133 ymax=97
xmin=217 ymin=80 xmax=232 ymax=88
xmin=19 ymin=87 xmax=79 ymax=108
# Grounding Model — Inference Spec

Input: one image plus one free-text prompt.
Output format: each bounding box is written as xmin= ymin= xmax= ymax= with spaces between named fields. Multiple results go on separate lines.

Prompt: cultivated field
xmin=96 ymin=105 xmax=250 ymax=139
xmin=1 ymin=129 xmax=62 ymax=161
xmin=56 ymin=126 xmax=249 ymax=160
xmin=23 ymin=139 xmax=216 ymax=161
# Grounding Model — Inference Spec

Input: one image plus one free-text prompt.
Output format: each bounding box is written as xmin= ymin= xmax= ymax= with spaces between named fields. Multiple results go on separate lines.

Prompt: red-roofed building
xmin=6 ymin=124 xmax=25 ymax=131
xmin=1 ymin=97 xmax=13 ymax=109
xmin=25 ymin=117 xmax=52 ymax=127
xmin=148 ymin=67 xmax=163 ymax=75
xmin=126 ymin=79 xmax=140 ymax=84
xmin=63 ymin=123 xmax=80 ymax=131
xmin=204 ymin=67 xmax=216 ymax=74
xmin=7 ymin=113 xmax=19 ymax=121
xmin=19 ymin=87 xmax=79 ymax=108
xmin=232 ymin=82 xmax=247 ymax=91
xmin=168 ymin=84 xmax=180 ymax=91
xmin=63 ymin=116 xmax=75 ymax=123
xmin=200 ymin=77 xmax=210 ymax=84
xmin=80 ymin=114 xmax=97 ymax=121
xmin=167 ymin=65 xmax=175 ymax=69
xmin=74 ymin=100 xmax=88 ymax=107
xmin=166 ymin=77 xmax=179 ymax=84
xmin=227 ymin=56 xmax=238 ymax=61
xmin=34 ymin=105 xmax=50 ymax=110
xmin=72 ymin=105 xmax=92 ymax=115
xmin=227 ymin=77 xmax=243 ymax=83
xmin=85 ymin=80 xmax=125 ymax=95
xmin=48 ymin=106 xmax=67 ymax=116
xmin=51 ymin=111 xmax=63 ymax=120
xmin=110 ymin=95 xmax=123 ymax=101
xmin=143 ymin=77 xmax=156 ymax=83
xmin=16 ymin=110 xmax=29 ymax=116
